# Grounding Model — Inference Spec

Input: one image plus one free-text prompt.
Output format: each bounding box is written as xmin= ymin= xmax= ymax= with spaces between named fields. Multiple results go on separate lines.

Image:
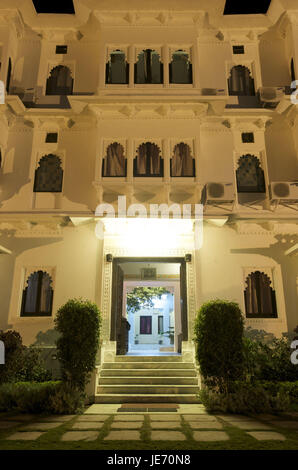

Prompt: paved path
xmin=0 ymin=405 xmax=297 ymax=445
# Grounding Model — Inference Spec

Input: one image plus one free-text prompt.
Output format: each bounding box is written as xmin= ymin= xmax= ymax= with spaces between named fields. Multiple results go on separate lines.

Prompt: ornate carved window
xmin=34 ymin=154 xmax=63 ymax=192
xmin=169 ymin=50 xmax=192 ymax=84
xmin=171 ymin=143 xmax=195 ymax=176
xmin=106 ymin=50 xmax=129 ymax=84
xmin=134 ymin=50 xmax=163 ymax=84
xmin=244 ymin=271 xmax=277 ymax=318
xmin=134 ymin=142 xmax=163 ymax=177
xmin=236 ymin=154 xmax=265 ymax=193
xmin=228 ymin=65 xmax=255 ymax=96
xmin=21 ymin=271 xmax=53 ymax=317
xmin=46 ymin=65 xmax=73 ymax=95
xmin=102 ymin=142 xmax=126 ymax=177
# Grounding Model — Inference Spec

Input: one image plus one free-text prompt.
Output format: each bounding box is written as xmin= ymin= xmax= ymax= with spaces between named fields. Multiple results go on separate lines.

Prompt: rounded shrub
xmin=54 ymin=298 xmax=101 ymax=392
xmin=194 ymin=299 xmax=245 ymax=392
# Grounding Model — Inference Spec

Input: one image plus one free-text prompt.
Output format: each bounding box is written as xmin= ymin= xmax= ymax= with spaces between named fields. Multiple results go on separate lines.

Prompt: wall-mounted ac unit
xmin=201 ymin=88 xmax=226 ymax=96
xmin=269 ymin=181 xmax=298 ymax=203
xmin=258 ymin=87 xmax=284 ymax=107
xmin=201 ymin=183 xmax=235 ymax=204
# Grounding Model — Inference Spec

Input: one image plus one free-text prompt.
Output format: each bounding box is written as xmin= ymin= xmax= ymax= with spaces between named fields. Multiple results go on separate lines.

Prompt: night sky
xmin=32 ymin=1 xmax=271 ymax=15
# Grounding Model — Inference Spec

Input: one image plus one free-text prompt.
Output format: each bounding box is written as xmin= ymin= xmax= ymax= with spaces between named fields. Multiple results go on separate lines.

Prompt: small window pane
xmin=56 ymin=45 xmax=68 ymax=54
xmin=242 ymin=132 xmax=254 ymax=143
xmin=46 ymin=133 xmax=58 ymax=143
xmin=233 ymin=45 xmax=245 ymax=54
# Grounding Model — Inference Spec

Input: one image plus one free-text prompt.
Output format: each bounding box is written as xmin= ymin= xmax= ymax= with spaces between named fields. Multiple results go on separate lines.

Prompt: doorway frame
xmin=110 ymin=257 xmax=188 ymax=345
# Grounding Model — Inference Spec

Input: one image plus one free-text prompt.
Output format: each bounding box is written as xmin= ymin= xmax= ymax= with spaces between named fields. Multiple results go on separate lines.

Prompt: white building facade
xmin=0 ymin=0 xmax=297 ymax=376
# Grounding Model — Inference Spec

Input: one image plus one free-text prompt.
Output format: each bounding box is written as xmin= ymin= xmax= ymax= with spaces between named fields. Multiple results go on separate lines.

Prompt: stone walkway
xmin=0 ymin=405 xmax=297 ymax=444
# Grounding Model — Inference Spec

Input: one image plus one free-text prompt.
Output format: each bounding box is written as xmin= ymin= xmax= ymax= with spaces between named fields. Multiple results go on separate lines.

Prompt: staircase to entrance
xmin=95 ymin=355 xmax=200 ymax=404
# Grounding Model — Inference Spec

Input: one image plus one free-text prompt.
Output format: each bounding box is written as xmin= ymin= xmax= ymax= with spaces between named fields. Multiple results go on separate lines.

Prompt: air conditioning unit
xmin=201 ymin=88 xmax=225 ymax=96
xmin=269 ymin=181 xmax=298 ymax=203
xmin=258 ymin=87 xmax=284 ymax=107
xmin=201 ymin=183 xmax=235 ymax=205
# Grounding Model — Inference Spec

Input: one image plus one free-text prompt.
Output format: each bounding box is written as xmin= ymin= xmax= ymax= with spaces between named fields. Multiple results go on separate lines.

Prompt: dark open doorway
xmin=110 ymin=257 xmax=188 ymax=356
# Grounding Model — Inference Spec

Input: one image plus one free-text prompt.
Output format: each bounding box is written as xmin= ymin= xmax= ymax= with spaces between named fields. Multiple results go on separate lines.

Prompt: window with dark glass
xmin=244 ymin=271 xmax=277 ymax=318
xmin=233 ymin=45 xmax=245 ymax=54
xmin=228 ymin=65 xmax=255 ymax=95
xmin=158 ymin=316 xmax=164 ymax=335
xmin=106 ymin=50 xmax=129 ymax=84
xmin=291 ymin=58 xmax=296 ymax=83
xmin=169 ymin=50 xmax=192 ymax=84
xmin=56 ymin=45 xmax=68 ymax=54
xmin=241 ymin=132 xmax=254 ymax=143
xmin=140 ymin=316 xmax=152 ymax=334
xmin=46 ymin=132 xmax=58 ymax=143
xmin=236 ymin=154 xmax=265 ymax=193
xmin=134 ymin=49 xmax=163 ymax=84
xmin=134 ymin=142 xmax=163 ymax=177
xmin=102 ymin=142 xmax=126 ymax=176
xmin=171 ymin=142 xmax=195 ymax=176
xmin=34 ymin=154 xmax=63 ymax=192
xmin=46 ymin=65 xmax=73 ymax=95
xmin=21 ymin=271 xmax=53 ymax=317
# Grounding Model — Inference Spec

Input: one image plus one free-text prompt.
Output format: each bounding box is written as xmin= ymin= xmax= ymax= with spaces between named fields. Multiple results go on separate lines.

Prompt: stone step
xmin=102 ymin=362 xmax=194 ymax=370
xmin=97 ymin=385 xmax=199 ymax=394
xmin=95 ymin=394 xmax=200 ymax=404
xmin=100 ymin=369 xmax=197 ymax=377
xmin=98 ymin=376 xmax=198 ymax=385
xmin=114 ymin=355 xmax=182 ymax=362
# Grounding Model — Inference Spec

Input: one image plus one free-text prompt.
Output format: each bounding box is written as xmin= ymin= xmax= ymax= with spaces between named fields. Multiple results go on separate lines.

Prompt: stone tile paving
xmin=22 ymin=422 xmax=62 ymax=431
xmin=1 ymin=410 xmax=297 ymax=443
xmin=61 ymin=431 xmax=99 ymax=442
xmin=71 ymin=422 xmax=105 ymax=430
xmin=151 ymin=431 xmax=186 ymax=441
xmin=188 ymin=421 xmax=223 ymax=429
xmin=111 ymin=421 xmax=143 ymax=429
xmin=193 ymin=431 xmax=229 ymax=441
xmin=104 ymin=431 xmax=140 ymax=441
xmin=6 ymin=432 xmax=45 ymax=441
xmin=247 ymin=431 xmax=286 ymax=441
xmin=150 ymin=421 xmax=181 ymax=429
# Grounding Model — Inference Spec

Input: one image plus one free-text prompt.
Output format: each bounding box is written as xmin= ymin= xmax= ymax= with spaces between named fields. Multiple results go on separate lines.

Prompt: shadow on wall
xmin=231 ymin=234 xmax=298 ymax=331
xmin=0 ymin=126 xmax=34 ymax=206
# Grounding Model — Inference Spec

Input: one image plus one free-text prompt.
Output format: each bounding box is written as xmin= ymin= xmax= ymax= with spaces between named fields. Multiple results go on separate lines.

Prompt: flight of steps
xmin=95 ymin=355 xmax=200 ymax=404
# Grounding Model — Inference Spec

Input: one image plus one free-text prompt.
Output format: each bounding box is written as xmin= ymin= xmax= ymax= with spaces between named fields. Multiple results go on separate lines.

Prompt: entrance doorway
xmin=110 ymin=257 xmax=188 ymax=356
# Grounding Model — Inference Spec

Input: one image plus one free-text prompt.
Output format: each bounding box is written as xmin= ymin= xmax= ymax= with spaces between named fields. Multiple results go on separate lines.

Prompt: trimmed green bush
xmin=54 ymin=298 xmax=101 ymax=392
xmin=194 ymin=300 xmax=245 ymax=392
xmin=199 ymin=381 xmax=291 ymax=414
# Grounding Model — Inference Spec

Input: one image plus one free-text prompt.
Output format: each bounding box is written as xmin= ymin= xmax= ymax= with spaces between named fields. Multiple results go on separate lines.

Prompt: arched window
xmin=244 ymin=271 xmax=277 ymax=318
xmin=134 ymin=49 xmax=163 ymax=84
xmin=46 ymin=65 xmax=73 ymax=95
xmin=34 ymin=154 xmax=63 ymax=192
xmin=228 ymin=65 xmax=255 ymax=96
xmin=170 ymin=50 xmax=192 ymax=84
xmin=236 ymin=154 xmax=265 ymax=193
xmin=134 ymin=142 xmax=163 ymax=176
xmin=171 ymin=143 xmax=195 ymax=176
xmin=103 ymin=142 xmax=126 ymax=176
xmin=106 ymin=50 xmax=129 ymax=84
xmin=21 ymin=271 xmax=53 ymax=317
xmin=6 ymin=58 xmax=12 ymax=93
